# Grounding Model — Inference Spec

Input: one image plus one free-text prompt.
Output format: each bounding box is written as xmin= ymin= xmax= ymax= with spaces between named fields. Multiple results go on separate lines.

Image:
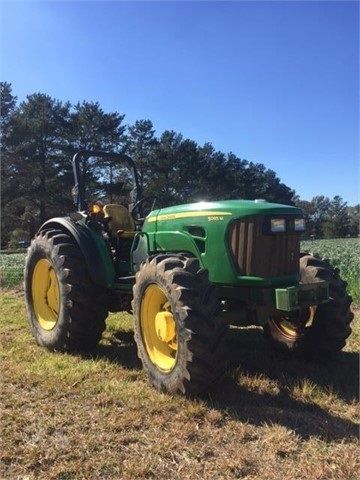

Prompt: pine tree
xmin=323 ymin=196 xmax=350 ymax=238
xmin=126 ymin=119 xmax=157 ymax=192
xmin=1 ymin=82 xmax=18 ymax=246
xmin=348 ymin=205 xmax=359 ymax=237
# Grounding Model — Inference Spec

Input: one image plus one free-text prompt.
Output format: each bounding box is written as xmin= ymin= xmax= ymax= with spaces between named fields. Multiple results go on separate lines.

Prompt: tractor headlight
xmin=294 ymin=218 xmax=306 ymax=232
xmin=270 ymin=218 xmax=286 ymax=233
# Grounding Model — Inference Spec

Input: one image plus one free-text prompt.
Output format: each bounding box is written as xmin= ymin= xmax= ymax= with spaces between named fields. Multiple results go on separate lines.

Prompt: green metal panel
xmin=141 ymin=210 xmax=159 ymax=252
xmin=154 ymin=231 xmax=203 ymax=262
xmin=142 ymin=199 xmax=302 ymax=287
xmin=275 ymin=282 xmax=329 ymax=311
xmin=40 ymin=217 xmax=116 ymax=288
xmin=83 ymin=224 xmax=116 ymax=287
xmin=146 ymin=199 xmax=302 ymax=220
xmin=275 ymin=286 xmax=299 ymax=311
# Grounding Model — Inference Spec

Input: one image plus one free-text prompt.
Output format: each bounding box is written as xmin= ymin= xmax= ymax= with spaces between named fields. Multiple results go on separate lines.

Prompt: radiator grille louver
xmin=229 ymin=216 xmax=300 ymax=278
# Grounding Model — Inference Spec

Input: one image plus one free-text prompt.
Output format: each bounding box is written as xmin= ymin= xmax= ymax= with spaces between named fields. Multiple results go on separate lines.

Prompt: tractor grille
xmin=229 ymin=216 xmax=300 ymax=278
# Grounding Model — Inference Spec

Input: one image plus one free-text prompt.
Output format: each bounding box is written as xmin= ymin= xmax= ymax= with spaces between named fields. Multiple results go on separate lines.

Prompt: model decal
xmin=147 ymin=211 xmax=232 ymax=223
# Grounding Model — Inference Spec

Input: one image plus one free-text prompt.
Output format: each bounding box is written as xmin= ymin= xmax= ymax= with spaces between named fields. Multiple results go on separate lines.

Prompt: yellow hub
xmin=155 ymin=311 xmax=176 ymax=343
xmin=271 ymin=306 xmax=317 ymax=340
xmin=32 ymin=258 xmax=60 ymax=330
xmin=273 ymin=318 xmax=302 ymax=339
xmin=140 ymin=284 xmax=177 ymax=372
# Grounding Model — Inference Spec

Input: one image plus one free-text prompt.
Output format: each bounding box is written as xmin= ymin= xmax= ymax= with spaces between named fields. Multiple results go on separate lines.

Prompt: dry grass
xmin=1 ymin=291 xmax=359 ymax=480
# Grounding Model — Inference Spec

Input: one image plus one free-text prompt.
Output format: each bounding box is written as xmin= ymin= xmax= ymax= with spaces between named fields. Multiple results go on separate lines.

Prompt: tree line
xmin=1 ymin=82 xmax=358 ymax=248
xmin=295 ymin=196 xmax=359 ymax=239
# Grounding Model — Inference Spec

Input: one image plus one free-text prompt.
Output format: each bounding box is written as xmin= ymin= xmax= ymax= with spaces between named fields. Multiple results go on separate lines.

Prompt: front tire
xmin=132 ymin=254 xmax=227 ymax=395
xmin=24 ymin=227 xmax=108 ymax=351
xmin=264 ymin=254 xmax=353 ymax=358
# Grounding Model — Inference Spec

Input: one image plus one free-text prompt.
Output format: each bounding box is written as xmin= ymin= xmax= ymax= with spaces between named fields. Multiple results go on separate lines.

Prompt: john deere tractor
xmin=24 ymin=151 xmax=353 ymax=395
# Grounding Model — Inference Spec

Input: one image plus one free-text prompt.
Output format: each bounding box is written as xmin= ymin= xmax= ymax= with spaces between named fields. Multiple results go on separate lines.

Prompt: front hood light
xmin=294 ymin=218 xmax=305 ymax=232
xmin=270 ymin=218 xmax=286 ymax=233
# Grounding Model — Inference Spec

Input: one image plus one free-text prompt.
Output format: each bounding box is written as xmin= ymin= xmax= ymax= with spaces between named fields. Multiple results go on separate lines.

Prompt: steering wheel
xmin=131 ymin=197 xmax=155 ymax=223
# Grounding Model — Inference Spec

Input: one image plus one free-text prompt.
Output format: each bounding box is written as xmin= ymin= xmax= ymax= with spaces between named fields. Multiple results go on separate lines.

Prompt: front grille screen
xmin=229 ymin=216 xmax=300 ymax=278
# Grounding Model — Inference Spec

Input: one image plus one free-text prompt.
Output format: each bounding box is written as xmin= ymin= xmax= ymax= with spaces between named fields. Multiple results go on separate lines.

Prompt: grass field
xmin=1 ymin=291 xmax=359 ymax=480
xmin=1 ymin=240 xmax=359 ymax=479
xmin=0 ymin=251 xmax=26 ymax=289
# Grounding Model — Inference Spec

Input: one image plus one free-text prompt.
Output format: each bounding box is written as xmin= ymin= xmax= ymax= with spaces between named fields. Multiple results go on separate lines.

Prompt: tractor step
xmin=114 ymin=275 xmax=135 ymax=285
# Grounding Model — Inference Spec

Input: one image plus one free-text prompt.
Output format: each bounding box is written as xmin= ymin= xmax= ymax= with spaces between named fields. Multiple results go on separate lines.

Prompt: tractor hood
xmin=142 ymin=199 xmax=303 ymax=287
xmin=146 ymin=199 xmax=302 ymax=222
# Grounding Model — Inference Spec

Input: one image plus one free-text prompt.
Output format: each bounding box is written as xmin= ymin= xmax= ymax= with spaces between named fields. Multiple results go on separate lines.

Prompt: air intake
xmin=229 ymin=216 xmax=300 ymax=278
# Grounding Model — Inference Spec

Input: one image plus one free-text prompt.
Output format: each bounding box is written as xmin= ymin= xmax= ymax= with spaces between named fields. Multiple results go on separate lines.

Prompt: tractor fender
xmin=39 ymin=217 xmax=115 ymax=288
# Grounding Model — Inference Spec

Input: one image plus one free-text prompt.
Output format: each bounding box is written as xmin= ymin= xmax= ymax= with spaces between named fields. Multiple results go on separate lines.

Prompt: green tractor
xmin=24 ymin=150 xmax=353 ymax=395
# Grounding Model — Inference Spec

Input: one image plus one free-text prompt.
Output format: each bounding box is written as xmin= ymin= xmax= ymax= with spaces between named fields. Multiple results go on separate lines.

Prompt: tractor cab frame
xmin=71 ymin=149 xmax=144 ymax=217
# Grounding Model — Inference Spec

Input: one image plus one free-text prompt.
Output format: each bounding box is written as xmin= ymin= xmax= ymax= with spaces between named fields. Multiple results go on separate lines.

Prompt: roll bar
xmin=71 ymin=150 xmax=142 ymax=211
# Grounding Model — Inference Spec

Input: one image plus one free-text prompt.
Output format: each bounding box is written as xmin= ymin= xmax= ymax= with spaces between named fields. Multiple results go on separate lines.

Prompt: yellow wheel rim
xmin=272 ymin=318 xmax=303 ymax=339
xmin=271 ymin=306 xmax=317 ymax=339
xmin=140 ymin=284 xmax=177 ymax=372
xmin=31 ymin=258 xmax=60 ymax=330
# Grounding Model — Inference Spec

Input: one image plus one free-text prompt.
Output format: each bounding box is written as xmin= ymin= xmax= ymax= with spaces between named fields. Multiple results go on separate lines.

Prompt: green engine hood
xmin=142 ymin=199 xmax=303 ymax=287
xmin=147 ymin=199 xmax=302 ymax=222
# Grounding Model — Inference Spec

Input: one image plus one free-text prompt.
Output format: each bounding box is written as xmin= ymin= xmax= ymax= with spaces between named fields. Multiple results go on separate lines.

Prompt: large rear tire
xmin=264 ymin=254 xmax=353 ymax=358
xmin=132 ymin=254 xmax=227 ymax=396
xmin=24 ymin=227 xmax=107 ymax=351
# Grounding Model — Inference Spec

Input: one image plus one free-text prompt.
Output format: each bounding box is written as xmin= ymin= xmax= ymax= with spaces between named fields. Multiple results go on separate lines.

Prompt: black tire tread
xmin=132 ymin=253 xmax=227 ymax=396
xmin=264 ymin=253 xmax=353 ymax=358
xmin=24 ymin=227 xmax=107 ymax=351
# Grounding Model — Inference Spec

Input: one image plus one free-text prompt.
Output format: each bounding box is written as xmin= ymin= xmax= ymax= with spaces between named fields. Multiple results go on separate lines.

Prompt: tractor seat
xmin=103 ymin=204 xmax=136 ymax=238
